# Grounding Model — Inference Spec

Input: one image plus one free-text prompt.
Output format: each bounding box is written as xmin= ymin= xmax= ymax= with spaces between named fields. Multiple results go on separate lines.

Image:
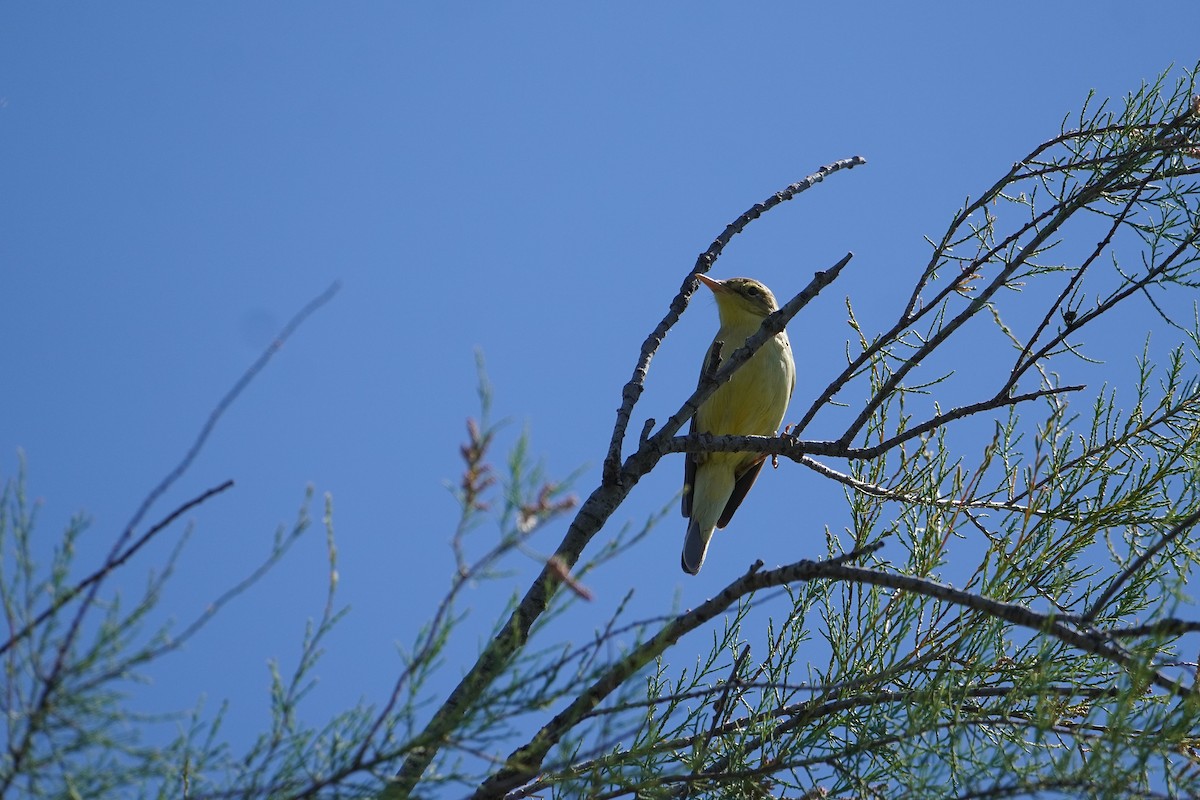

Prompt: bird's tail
xmin=681 ymin=517 xmax=714 ymax=575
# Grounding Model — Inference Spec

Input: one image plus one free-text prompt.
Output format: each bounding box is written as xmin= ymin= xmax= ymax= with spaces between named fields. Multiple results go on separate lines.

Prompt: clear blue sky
xmin=2 ymin=3 xmax=1198 ymax=790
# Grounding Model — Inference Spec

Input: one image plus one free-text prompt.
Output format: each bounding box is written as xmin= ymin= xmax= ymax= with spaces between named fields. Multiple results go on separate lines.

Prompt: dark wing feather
xmin=682 ymin=414 xmax=696 ymax=517
xmin=717 ymin=456 xmax=766 ymax=528
xmin=683 ymin=340 xmax=722 ymax=518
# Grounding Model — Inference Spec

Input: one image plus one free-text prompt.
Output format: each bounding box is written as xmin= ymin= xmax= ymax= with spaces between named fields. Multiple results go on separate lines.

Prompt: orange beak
xmin=695 ymin=274 xmax=727 ymax=294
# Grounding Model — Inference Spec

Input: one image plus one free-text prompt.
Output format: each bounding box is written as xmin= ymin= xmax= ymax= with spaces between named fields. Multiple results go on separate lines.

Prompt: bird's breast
xmin=697 ymin=327 xmax=794 ymax=438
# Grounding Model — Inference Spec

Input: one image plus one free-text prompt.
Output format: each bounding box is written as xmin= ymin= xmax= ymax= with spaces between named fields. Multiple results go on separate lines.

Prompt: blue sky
xmin=3 ymin=3 xmax=1199 ymax=790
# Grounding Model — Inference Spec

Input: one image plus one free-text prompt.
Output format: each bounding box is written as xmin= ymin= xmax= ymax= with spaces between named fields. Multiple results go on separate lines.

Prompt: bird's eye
xmin=745 ymin=286 xmax=760 ymax=297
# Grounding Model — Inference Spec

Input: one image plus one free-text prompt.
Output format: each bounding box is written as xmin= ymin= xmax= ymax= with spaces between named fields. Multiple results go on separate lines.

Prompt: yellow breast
xmin=696 ymin=324 xmax=795 ymax=441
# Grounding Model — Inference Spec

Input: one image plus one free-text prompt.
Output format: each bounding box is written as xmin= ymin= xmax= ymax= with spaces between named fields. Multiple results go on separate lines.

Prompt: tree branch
xmin=475 ymin=550 xmax=1194 ymax=798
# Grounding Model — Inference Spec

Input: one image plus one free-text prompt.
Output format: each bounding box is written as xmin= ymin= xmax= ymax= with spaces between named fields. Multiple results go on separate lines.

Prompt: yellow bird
xmin=682 ymin=275 xmax=796 ymax=574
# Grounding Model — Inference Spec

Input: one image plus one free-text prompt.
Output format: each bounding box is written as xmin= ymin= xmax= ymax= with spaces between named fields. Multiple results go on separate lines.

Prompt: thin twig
xmin=1083 ymin=508 xmax=1200 ymax=624
xmin=0 ymin=479 xmax=234 ymax=658
xmin=844 ymin=385 xmax=1084 ymax=460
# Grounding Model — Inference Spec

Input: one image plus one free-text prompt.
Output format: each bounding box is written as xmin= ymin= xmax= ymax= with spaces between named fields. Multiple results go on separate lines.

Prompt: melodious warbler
xmin=681 ymin=275 xmax=795 ymax=575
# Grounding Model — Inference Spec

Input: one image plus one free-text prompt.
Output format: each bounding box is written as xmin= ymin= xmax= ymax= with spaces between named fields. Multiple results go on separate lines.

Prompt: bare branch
xmin=1083 ymin=508 xmax=1200 ymax=624
xmin=0 ymin=479 xmax=234 ymax=658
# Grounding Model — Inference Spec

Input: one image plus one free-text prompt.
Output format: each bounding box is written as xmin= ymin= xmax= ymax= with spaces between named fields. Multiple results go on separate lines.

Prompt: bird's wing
xmin=682 ymin=412 xmax=696 ymax=518
xmin=717 ymin=456 xmax=766 ymax=528
xmin=683 ymin=339 xmax=723 ymax=518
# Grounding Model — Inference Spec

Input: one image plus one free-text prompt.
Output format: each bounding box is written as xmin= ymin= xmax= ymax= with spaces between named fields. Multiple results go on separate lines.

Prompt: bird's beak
xmin=696 ymin=274 xmax=727 ymax=294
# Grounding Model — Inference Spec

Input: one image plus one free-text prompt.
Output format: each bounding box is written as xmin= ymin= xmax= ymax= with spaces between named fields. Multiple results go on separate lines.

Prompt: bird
xmin=681 ymin=274 xmax=796 ymax=575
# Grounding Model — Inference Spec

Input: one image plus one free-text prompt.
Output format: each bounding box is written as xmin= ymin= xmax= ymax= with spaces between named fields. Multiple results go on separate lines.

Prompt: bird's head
xmin=696 ymin=275 xmax=780 ymax=323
